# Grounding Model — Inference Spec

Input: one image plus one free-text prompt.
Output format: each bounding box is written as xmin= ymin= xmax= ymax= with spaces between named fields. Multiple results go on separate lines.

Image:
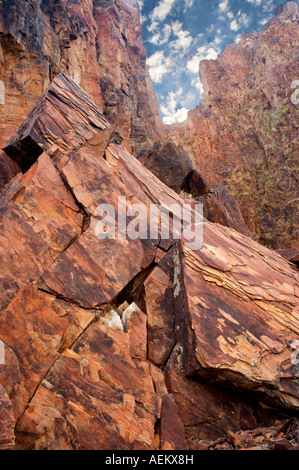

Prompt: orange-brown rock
xmin=0 ymin=150 xmax=83 ymax=310
xmin=187 ymin=184 xmax=251 ymax=237
xmin=0 ymin=152 xmax=21 ymax=192
xmin=141 ymin=249 xmax=176 ymax=368
xmin=165 ymin=2 xmax=299 ymax=249
xmin=0 ymin=284 xmax=95 ymax=420
xmin=122 ymin=303 xmax=148 ymax=361
xmin=160 ymin=394 xmax=187 ymax=451
xmin=173 ymin=231 xmax=298 ymax=410
xmin=0 ymin=0 xmax=105 ymax=154
xmin=276 ymin=249 xmax=299 ymax=269
xmin=0 ymin=384 xmax=15 ymax=449
xmin=0 ymin=0 xmax=162 ymax=162
xmin=0 ymin=72 xmax=298 ymax=451
xmin=139 ymin=143 xmax=251 ymax=236
xmin=93 ymin=0 xmax=164 ymax=155
xmin=139 ymin=142 xmax=193 ymax=194
xmin=164 ymin=348 xmax=282 ymax=447
xmin=3 ymin=73 xmax=111 ymax=171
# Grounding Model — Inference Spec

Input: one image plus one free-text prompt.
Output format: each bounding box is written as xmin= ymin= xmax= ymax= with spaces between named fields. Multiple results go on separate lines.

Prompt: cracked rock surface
xmin=0 ymin=73 xmax=298 ymax=450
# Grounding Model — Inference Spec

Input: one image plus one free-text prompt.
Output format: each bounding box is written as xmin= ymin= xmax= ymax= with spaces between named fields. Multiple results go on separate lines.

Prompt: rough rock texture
xmin=0 ymin=384 xmax=15 ymax=449
xmin=139 ymin=142 xmax=194 ymax=194
xmin=276 ymin=249 xmax=299 ymax=269
xmin=139 ymin=144 xmax=251 ymax=236
xmin=187 ymin=183 xmax=251 ymax=237
xmin=3 ymin=73 xmax=111 ymax=171
xmin=0 ymin=0 xmax=162 ymax=175
xmin=93 ymin=0 xmax=163 ymax=155
xmin=0 ymin=77 xmax=298 ymax=450
xmin=165 ymin=2 xmax=299 ymax=249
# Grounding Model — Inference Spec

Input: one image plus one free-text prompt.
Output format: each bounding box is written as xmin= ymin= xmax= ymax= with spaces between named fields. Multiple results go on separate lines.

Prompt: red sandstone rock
xmin=122 ymin=303 xmax=148 ymax=361
xmin=165 ymin=2 xmax=299 ymax=249
xmin=93 ymin=0 xmax=164 ymax=154
xmin=139 ymin=142 xmax=193 ymax=194
xmin=173 ymin=233 xmax=299 ymax=410
xmin=0 ymin=151 xmax=83 ymax=310
xmin=164 ymin=348 xmax=280 ymax=446
xmin=276 ymin=249 xmax=299 ymax=269
xmin=0 ymin=69 xmax=298 ymax=451
xmin=0 ymin=0 xmax=162 ymax=158
xmin=160 ymin=394 xmax=187 ymax=451
xmin=0 ymin=384 xmax=15 ymax=449
xmin=142 ymin=251 xmax=176 ymax=368
xmin=0 ymin=152 xmax=21 ymax=193
xmin=3 ymin=73 xmax=111 ymax=171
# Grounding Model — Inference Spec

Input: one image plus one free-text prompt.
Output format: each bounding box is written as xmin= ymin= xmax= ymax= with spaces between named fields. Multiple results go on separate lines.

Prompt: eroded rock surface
xmin=0 ymin=72 xmax=298 ymax=451
xmin=0 ymin=0 xmax=163 ymax=172
xmin=165 ymin=2 xmax=299 ymax=249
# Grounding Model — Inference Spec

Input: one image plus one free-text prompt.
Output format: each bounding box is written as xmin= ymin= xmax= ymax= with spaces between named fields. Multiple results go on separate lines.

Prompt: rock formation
xmin=0 ymin=0 xmax=163 ymax=165
xmin=1 ymin=1 xmax=297 ymax=250
xmin=0 ymin=74 xmax=298 ymax=450
xmin=139 ymin=144 xmax=251 ymax=237
xmin=165 ymin=2 xmax=299 ymax=250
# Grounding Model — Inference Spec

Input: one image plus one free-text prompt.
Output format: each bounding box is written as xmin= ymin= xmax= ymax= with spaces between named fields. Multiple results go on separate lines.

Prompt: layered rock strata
xmin=0 ymin=74 xmax=298 ymax=450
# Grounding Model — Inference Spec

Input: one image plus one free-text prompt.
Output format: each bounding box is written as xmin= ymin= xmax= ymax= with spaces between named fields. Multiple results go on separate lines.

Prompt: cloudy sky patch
xmin=140 ymin=0 xmax=282 ymax=124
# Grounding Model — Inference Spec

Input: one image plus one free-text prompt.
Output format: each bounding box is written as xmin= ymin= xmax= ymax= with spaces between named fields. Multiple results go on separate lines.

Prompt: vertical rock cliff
xmin=1 ymin=1 xmax=297 ymax=250
xmin=165 ymin=2 xmax=299 ymax=249
xmin=0 ymin=0 xmax=163 ymax=163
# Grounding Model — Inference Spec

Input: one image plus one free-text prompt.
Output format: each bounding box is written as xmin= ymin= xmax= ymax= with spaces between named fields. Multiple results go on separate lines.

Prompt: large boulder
xmin=139 ymin=142 xmax=193 ymax=193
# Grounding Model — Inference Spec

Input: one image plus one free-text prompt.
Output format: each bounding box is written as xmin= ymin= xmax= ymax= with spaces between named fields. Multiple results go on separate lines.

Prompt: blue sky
xmin=138 ymin=0 xmax=286 ymax=124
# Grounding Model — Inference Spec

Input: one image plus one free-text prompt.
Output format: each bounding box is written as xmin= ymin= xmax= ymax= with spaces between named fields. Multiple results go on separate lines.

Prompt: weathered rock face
xmin=0 ymin=0 xmax=162 ymax=177
xmin=276 ymin=249 xmax=299 ymax=269
xmin=93 ymin=0 xmax=163 ymax=155
xmin=139 ymin=142 xmax=194 ymax=194
xmin=139 ymin=144 xmax=251 ymax=237
xmin=0 ymin=75 xmax=298 ymax=450
xmin=165 ymin=2 xmax=299 ymax=250
xmin=3 ymin=72 xmax=111 ymax=171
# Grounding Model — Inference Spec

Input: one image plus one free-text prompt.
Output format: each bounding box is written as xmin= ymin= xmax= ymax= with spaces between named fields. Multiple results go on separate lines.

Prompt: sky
xmin=138 ymin=0 xmax=287 ymax=124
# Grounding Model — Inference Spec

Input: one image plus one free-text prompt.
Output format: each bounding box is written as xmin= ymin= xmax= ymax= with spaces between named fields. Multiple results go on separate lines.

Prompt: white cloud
xmin=138 ymin=1 xmax=147 ymax=23
xmin=230 ymin=12 xmax=250 ymax=31
xmin=161 ymin=88 xmax=189 ymax=125
xmin=259 ymin=17 xmax=270 ymax=26
xmin=230 ymin=19 xmax=240 ymax=31
xmin=148 ymin=23 xmax=172 ymax=45
xmin=191 ymin=77 xmax=204 ymax=95
xmin=183 ymin=0 xmax=195 ymax=11
xmin=170 ymin=20 xmax=193 ymax=52
xmin=207 ymin=24 xmax=215 ymax=33
xmin=146 ymin=51 xmax=172 ymax=83
xmin=150 ymin=0 xmax=176 ymax=22
xmin=219 ymin=0 xmax=229 ymax=12
xmin=187 ymin=36 xmax=221 ymax=75
xmin=246 ymin=0 xmax=262 ymax=5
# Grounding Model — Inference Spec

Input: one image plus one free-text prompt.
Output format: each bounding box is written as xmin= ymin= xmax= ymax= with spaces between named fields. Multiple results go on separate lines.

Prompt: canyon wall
xmin=165 ymin=2 xmax=299 ymax=249
xmin=0 ymin=74 xmax=298 ymax=450
xmin=0 ymin=0 xmax=162 ymax=159
xmin=0 ymin=1 xmax=298 ymax=248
